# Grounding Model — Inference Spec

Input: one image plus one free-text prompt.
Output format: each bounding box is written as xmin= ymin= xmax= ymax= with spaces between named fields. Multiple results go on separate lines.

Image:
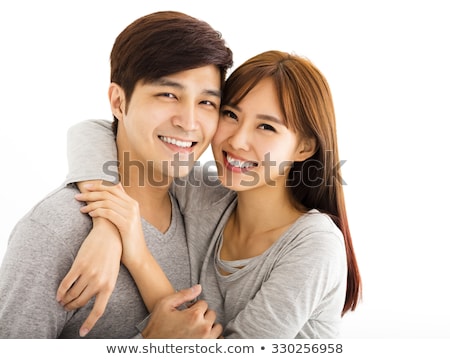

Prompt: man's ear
xmin=108 ymin=83 xmax=126 ymax=121
xmin=295 ymin=136 xmax=317 ymax=162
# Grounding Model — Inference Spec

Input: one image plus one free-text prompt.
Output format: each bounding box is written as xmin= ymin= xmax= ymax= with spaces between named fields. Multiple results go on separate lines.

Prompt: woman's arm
xmin=70 ymin=183 xmax=175 ymax=337
xmin=60 ymin=120 xmax=224 ymax=337
xmin=77 ymin=183 xmax=175 ymax=304
xmin=75 ymin=199 xmax=222 ymax=339
xmin=65 ymin=119 xmax=119 ymax=185
xmin=58 ymin=120 xmax=122 ymax=336
xmin=56 ymin=211 xmax=122 ymax=337
xmin=72 ymin=182 xmax=223 ymax=339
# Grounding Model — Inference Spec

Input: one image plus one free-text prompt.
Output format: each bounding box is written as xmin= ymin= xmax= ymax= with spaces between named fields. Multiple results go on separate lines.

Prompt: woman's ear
xmin=295 ymin=136 xmax=317 ymax=162
xmin=108 ymin=83 xmax=126 ymax=121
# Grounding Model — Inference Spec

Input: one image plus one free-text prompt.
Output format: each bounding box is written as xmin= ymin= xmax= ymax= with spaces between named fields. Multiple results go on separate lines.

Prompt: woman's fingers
xmin=56 ymin=269 xmax=81 ymax=303
xmin=78 ymin=291 xmax=111 ymax=337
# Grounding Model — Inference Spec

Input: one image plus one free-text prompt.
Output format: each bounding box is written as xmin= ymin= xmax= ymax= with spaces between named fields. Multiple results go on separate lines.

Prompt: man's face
xmin=113 ymin=65 xmax=221 ymax=184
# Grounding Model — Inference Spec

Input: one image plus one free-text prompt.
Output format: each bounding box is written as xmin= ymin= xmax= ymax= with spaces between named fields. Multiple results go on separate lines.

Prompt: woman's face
xmin=212 ymin=77 xmax=307 ymax=192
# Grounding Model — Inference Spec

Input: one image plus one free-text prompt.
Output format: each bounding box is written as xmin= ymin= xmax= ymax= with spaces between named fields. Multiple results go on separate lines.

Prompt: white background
xmin=0 ymin=0 xmax=449 ymax=338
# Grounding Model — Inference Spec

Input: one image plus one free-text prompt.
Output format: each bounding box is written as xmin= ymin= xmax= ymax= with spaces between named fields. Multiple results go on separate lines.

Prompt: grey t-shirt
xmin=173 ymin=168 xmax=347 ymax=338
xmin=63 ymin=119 xmax=348 ymax=338
xmin=0 ymin=184 xmax=190 ymax=338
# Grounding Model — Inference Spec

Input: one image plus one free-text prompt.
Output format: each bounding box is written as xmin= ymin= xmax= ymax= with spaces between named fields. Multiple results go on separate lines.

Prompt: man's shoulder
xmin=4 ymin=184 xmax=92 ymax=270
xmin=19 ymin=184 xmax=91 ymax=237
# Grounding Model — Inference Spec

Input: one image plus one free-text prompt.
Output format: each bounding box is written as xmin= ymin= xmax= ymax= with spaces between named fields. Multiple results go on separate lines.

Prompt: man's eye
xmin=159 ymin=93 xmax=176 ymax=99
xmin=201 ymin=100 xmax=217 ymax=108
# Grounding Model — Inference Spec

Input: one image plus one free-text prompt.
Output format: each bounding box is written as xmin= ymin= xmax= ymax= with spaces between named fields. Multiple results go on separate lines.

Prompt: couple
xmin=0 ymin=11 xmax=361 ymax=338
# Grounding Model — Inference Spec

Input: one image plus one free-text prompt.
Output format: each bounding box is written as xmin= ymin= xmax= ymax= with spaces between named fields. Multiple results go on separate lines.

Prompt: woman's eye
xmin=222 ymin=109 xmax=237 ymax=120
xmin=258 ymin=123 xmax=276 ymax=132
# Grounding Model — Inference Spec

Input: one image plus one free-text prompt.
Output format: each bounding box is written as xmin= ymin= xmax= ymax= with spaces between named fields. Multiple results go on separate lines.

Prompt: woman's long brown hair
xmin=222 ymin=50 xmax=362 ymax=314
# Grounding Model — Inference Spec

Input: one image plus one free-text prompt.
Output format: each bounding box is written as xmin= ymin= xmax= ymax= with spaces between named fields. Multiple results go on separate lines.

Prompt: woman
xmin=60 ymin=50 xmax=361 ymax=338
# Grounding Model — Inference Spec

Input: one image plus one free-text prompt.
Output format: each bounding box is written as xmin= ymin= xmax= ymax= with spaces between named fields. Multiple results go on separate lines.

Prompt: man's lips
xmin=159 ymin=135 xmax=197 ymax=152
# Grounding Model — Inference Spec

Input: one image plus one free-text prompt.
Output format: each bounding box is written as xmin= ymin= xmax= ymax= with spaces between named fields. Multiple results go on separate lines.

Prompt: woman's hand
xmin=141 ymin=285 xmax=223 ymax=339
xmin=74 ymin=182 xmax=175 ymax=317
xmin=75 ymin=182 xmax=148 ymax=268
xmin=56 ymin=216 xmax=122 ymax=337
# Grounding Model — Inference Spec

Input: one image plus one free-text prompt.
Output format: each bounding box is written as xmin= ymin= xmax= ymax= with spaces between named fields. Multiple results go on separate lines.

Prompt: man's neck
xmin=123 ymin=182 xmax=173 ymax=234
xmin=118 ymin=152 xmax=173 ymax=234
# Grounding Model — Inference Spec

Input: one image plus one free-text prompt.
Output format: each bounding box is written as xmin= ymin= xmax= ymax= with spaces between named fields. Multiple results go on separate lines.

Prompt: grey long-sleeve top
xmin=64 ymin=119 xmax=348 ymax=338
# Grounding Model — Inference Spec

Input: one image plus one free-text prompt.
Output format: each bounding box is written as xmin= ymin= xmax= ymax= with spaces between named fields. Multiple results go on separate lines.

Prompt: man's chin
xmin=165 ymin=166 xmax=193 ymax=179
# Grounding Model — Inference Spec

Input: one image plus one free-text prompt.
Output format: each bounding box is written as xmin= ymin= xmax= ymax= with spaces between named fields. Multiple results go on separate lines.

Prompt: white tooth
xmin=227 ymin=154 xmax=255 ymax=168
xmin=161 ymin=136 xmax=193 ymax=148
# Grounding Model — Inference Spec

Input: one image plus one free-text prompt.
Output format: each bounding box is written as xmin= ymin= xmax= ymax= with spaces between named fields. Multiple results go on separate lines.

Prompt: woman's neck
xmin=221 ymin=186 xmax=305 ymax=261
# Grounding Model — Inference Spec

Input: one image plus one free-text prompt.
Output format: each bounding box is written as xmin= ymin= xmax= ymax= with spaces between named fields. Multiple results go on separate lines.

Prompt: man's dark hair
xmin=110 ymin=11 xmax=233 ymax=133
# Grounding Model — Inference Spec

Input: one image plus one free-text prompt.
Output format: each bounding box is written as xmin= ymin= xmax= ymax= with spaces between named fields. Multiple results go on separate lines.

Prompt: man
xmin=0 ymin=11 xmax=233 ymax=338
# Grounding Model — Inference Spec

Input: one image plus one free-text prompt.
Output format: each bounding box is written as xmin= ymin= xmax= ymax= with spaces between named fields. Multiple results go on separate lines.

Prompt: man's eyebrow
xmin=204 ymin=89 xmax=221 ymax=99
xmin=152 ymin=78 xmax=183 ymax=89
xmin=152 ymin=78 xmax=221 ymax=98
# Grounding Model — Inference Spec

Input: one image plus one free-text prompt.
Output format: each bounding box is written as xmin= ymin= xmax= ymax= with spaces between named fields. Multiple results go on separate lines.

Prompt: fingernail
xmin=79 ymin=327 xmax=89 ymax=337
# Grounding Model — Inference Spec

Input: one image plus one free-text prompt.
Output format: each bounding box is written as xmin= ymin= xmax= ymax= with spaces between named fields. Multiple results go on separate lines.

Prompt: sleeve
xmin=133 ymin=315 xmax=150 ymax=339
xmin=223 ymin=230 xmax=347 ymax=339
xmin=0 ymin=219 xmax=75 ymax=338
xmin=65 ymin=119 xmax=119 ymax=185
xmin=170 ymin=164 xmax=230 ymax=214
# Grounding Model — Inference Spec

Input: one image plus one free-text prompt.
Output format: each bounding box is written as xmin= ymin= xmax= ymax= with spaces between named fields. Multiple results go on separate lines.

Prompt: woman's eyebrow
xmin=256 ymin=113 xmax=284 ymax=125
xmin=224 ymin=104 xmax=285 ymax=126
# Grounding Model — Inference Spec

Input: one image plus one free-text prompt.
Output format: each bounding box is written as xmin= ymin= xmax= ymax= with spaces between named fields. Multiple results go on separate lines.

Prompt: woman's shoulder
xmin=286 ymin=209 xmax=345 ymax=250
xmin=300 ymin=209 xmax=341 ymax=232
